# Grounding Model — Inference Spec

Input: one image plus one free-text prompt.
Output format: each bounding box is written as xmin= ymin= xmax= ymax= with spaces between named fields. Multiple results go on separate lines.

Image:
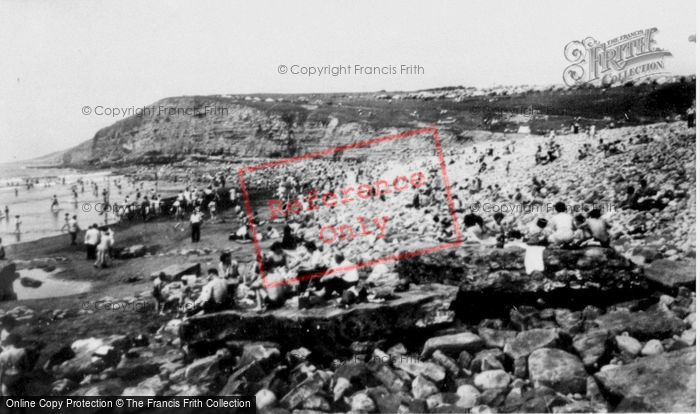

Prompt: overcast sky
xmin=0 ymin=0 xmax=696 ymax=163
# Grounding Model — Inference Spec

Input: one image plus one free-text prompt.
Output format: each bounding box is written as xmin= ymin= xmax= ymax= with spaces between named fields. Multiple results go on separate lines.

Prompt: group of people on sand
xmin=57 ymin=213 xmax=115 ymax=268
xmin=83 ymin=224 xmax=115 ymax=268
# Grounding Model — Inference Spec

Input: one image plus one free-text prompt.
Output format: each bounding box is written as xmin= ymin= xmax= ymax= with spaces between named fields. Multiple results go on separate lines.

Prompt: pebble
xmin=350 ymin=391 xmax=376 ymax=412
xmin=641 ymin=339 xmax=664 ymax=356
xmin=455 ymin=384 xmax=481 ymax=409
xmin=474 ymin=369 xmax=511 ymax=390
xmin=615 ymin=335 xmax=642 ymax=355
xmin=412 ymin=374 xmax=439 ymax=399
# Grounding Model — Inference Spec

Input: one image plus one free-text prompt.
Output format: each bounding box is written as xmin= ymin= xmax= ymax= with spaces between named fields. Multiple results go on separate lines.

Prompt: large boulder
xmin=396 ymin=246 xmax=648 ymax=318
xmin=181 ymin=284 xmax=458 ymax=356
xmin=279 ymin=372 xmax=327 ymax=410
xmin=595 ymin=348 xmax=695 ymax=412
xmin=151 ymin=262 xmax=200 ymax=282
xmin=504 ymin=329 xmax=559 ymax=360
xmin=421 ymin=331 xmax=484 ymax=357
xmin=504 ymin=328 xmax=560 ymax=377
xmin=53 ymin=335 xmax=131 ymax=381
xmin=593 ymin=305 xmax=686 ymax=339
xmin=644 ymin=259 xmax=696 ymax=290
xmin=528 ymin=348 xmax=587 ymax=394
xmin=115 ymin=244 xmax=148 ymax=259
xmin=572 ymin=329 xmax=610 ymax=368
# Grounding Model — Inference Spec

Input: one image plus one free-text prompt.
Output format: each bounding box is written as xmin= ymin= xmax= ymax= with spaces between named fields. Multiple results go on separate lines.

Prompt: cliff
xmin=37 ymin=80 xmax=695 ymax=167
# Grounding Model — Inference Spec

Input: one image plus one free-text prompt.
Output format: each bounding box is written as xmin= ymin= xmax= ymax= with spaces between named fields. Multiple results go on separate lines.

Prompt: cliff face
xmin=40 ymin=80 xmax=695 ymax=167
xmin=54 ymin=96 xmax=417 ymax=166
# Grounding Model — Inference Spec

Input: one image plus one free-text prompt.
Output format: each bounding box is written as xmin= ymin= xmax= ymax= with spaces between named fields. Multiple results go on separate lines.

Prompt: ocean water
xmin=14 ymin=268 xmax=92 ymax=300
xmin=0 ymin=162 xmax=144 ymax=246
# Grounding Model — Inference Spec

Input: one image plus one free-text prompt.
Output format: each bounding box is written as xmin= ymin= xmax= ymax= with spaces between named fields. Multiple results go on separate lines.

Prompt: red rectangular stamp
xmin=238 ymin=127 xmax=462 ymax=289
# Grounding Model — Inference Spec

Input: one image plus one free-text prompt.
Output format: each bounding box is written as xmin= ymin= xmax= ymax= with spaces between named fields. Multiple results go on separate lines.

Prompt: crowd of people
xmin=161 ymin=120 xmax=692 ymax=316
xmin=4 ymin=120 xmax=693 ymax=318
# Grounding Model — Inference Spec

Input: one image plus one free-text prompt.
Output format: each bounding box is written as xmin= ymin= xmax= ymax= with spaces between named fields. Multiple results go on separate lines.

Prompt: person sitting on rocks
xmin=0 ymin=237 xmax=5 ymax=260
xmin=292 ymin=241 xmax=327 ymax=292
xmin=621 ymin=185 xmax=639 ymax=210
xmin=463 ymin=213 xmax=485 ymax=243
xmin=525 ymin=218 xmax=550 ymax=246
xmin=513 ymin=188 xmax=523 ymax=202
xmin=469 ymin=177 xmax=482 ymax=194
xmin=280 ymin=225 xmax=299 ymax=250
xmin=534 ymin=145 xmax=545 ymax=164
xmin=586 ymin=208 xmax=610 ymax=247
xmin=230 ymin=224 xmax=249 ymax=240
xmin=547 ymin=202 xmax=575 ymax=246
xmin=571 ymin=214 xmax=591 ymax=247
xmin=531 ymin=176 xmax=545 ymax=196
xmin=0 ymin=332 xmax=29 ymax=396
xmin=315 ymin=253 xmax=365 ymax=306
xmin=485 ymin=212 xmax=508 ymax=247
xmin=265 ymin=226 xmax=280 ymax=239
xmin=218 ymin=251 xmax=239 ymax=280
xmin=187 ymin=268 xmax=231 ymax=316
xmin=248 ymin=242 xmax=294 ymax=311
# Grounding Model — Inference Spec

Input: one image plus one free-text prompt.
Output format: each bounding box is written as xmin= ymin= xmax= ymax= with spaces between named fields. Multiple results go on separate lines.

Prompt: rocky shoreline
xmin=0 ymin=243 xmax=694 ymax=412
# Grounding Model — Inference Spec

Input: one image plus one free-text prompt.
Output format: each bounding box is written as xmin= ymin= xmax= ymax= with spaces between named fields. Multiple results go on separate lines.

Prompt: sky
xmin=0 ymin=0 xmax=696 ymax=163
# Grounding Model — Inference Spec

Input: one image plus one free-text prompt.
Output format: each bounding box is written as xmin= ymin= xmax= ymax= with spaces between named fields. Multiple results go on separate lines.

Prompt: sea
xmin=0 ymin=162 xmax=142 ymax=246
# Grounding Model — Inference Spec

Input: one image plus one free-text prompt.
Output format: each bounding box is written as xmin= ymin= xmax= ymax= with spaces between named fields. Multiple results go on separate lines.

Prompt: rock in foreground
xmin=594 ymin=348 xmax=696 ymax=412
xmin=397 ymin=246 xmax=648 ymax=319
xmin=181 ymin=283 xmax=458 ymax=356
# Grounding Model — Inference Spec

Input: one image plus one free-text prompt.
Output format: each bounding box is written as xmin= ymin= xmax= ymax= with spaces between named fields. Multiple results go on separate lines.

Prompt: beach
xmin=0 ymin=121 xmax=695 ymax=406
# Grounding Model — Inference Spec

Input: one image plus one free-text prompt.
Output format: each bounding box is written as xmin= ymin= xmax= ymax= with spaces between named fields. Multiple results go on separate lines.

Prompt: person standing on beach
xmin=67 ymin=215 xmax=80 ymax=246
xmin=94 ymin=227 xmax=113 ymax=268
xmin=84 ymin=224 xmax=100 ymax=260
xmin=13 ymin=216 xmax=21 ymax=234
xmin=190 ymin=208 xmax=202 ymax=242
xmin=152 ymin=273 xmax=166 ymax=315
xmin=208 ymin=199 xmax=217 ymax=221
xmin=3 ymin=206 xmax=8 ymax=220
xmin=60 ymin=213 xmax=70 ymax=232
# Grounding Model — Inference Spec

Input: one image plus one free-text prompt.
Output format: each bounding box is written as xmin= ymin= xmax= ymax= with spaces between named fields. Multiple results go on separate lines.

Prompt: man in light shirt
xmin=188 ymin=268 xmax=231 ymax=315
xmin=68 ymin=215 xmax=80 ymax=246
xmin=84 ymin=224 xmax=101 ymax=260
xmin=190 ymin=208 xmax=202 ymax=242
